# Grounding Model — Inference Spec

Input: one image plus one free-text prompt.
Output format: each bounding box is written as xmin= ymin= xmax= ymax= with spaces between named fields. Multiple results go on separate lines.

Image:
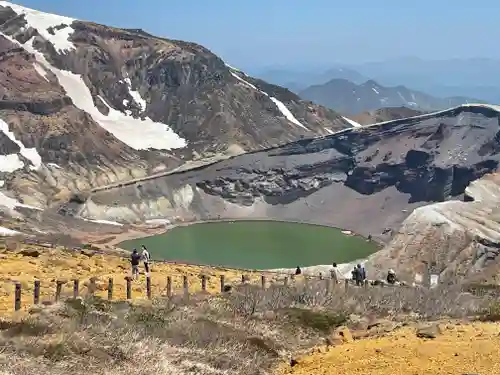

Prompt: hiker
xmin=330 ymin=263 xmax=342 ymax=284
xmin=295 ymin=266 xmax=302 ymax=275
xmin=131 ymin=249 xmax=141 ymax=279
xmin=351 ymin=267 xmax=358 ymax=282
xmin=355 ymin=263 xmax=366 ymax=286
xmin=387 ymin=269 xmax=397 ymax=285
xmin=141 ymin=245 xmax=150 ymax=275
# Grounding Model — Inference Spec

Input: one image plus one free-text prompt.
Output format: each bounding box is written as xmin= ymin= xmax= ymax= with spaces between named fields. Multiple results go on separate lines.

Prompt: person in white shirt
xmin=141 ymin=245 xmax=150 ymax=275
xmin=330 ymin=263 xmax=343 ymax=284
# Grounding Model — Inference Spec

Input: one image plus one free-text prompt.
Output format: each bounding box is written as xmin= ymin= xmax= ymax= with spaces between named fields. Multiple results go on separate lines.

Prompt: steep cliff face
xmin=71 ymin=105 xmax=500 ymax=246
xmin=0 ymin=1 xmax=350 ymax=208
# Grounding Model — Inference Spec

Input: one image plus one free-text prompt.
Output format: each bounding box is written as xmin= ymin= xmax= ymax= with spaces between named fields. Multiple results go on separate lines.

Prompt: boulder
xmin=416 ymin=323 xmax=442 ymax=339
xmin=19 ymin=248 xmax=41 ymax=257
xmin=330 ymin=325 xmax=353 ymax=344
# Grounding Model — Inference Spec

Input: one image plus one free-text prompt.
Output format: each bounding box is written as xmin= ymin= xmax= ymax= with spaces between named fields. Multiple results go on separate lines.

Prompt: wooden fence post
xmin=283 ymin=276 xmax=288 ymax=287
xmin=183 ymin=275 xmax=189 ymax=297
xmin=146 ymin=276 xmax=151 ymax=299
xmin=14 ymin=282 xmax=21 ymax=311
xmin=364 ymin=279 xmax=369 ymax=289
xmin=319 ymin=272 xmax=323 ymax=280
xmin=107 ymin=278 xmax=113 ymax=300
xmin=73 ymin=279 xmax=79 ymax=298
xmin=220 ymin=275 xmax=225 ymax=293
xmin=261 ymin=275 xmax=266 ymax=289
xmin=125 ymin=276 xmax=132 ymax=300
xmin=166 ymin=276 xmax=172 ymax=298
xmin=344 ymin=279 xmax=349 ymax=291
xmin=325 ymin=277 xmax=331 ymax=295
xmin=55 ymin=280 xmax=64 ymax=302
xmin=201 ymin=275 xmax=207 ymax=292
xmin=33 ymin=280 xmax=40 ymax=305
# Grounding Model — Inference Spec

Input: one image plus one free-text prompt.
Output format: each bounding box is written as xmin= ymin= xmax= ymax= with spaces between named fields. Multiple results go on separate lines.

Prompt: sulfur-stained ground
xmin=275 ymin=322 xmax=500 ymax=375
xmin=0 ymin=246 xmax=269 ymax=315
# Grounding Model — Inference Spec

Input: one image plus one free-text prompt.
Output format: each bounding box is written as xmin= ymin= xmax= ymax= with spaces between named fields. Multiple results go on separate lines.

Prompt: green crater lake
xmin=119 ymin=221 xmax=378 ymax=269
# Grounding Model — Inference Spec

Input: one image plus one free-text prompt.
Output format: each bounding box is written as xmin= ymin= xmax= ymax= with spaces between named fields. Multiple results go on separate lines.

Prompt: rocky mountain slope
xmin=63 ymin=103 xmax=500 ymax=281
xmin=0 ymin=1 xmax=351 ymax=210
xmin=348 ymin=107 xmax=425 ymax=125
xmin=366 ymin=172 xmax=500 ymax=284
xmin=299 ymin=78 xmax=483 ymax=115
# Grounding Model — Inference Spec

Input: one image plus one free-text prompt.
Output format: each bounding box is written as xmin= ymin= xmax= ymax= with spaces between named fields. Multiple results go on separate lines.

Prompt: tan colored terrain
xmin=0 ymin=244 xmax=268 ymax=315
xmin=276 ymin=322 xmax=500 ymax=375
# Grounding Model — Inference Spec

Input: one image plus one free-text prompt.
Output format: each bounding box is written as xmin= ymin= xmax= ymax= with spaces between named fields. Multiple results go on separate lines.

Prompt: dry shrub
xmin=478 ymin=301 xmax=500 ymax=322
xmin=0 ymin=281 xmax=497 ymax=375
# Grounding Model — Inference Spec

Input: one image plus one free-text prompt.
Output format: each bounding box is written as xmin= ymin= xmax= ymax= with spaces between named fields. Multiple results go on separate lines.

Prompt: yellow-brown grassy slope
xmin=275 ymin=322 xmax=500 ymax=375
xmin=0 ymin=244 xmax=270 ymax=315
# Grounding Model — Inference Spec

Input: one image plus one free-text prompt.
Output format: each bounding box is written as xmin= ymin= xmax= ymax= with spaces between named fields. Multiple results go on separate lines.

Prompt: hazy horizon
xmin=8 ymin=0 xmax=500 ymax=71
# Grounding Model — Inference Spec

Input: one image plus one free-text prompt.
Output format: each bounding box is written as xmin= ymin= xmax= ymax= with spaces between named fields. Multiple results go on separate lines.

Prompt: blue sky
xmin=10 ymin=0 xmax=500 ymax=69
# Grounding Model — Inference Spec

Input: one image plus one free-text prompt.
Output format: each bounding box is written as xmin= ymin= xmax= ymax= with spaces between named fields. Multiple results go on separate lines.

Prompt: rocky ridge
xmin=349 ymin=107 xmax=425 ymax=125
xmin=0 ymin=1 xmax=351 ymax=210
xmin=64 ymin=103 xmax=500 ymax=282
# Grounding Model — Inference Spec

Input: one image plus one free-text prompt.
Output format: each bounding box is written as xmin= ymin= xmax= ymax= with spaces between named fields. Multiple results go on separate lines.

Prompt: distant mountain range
xmin=254 ymin=58 xmax=500 ymax=104
xmin=257 ymin=67 xmax=369 ymax=93
xmin=298 ymin=79 xmax=483 ymax=115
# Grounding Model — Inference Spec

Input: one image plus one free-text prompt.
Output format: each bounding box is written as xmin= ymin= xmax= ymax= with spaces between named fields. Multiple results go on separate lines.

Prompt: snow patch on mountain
xmin=123 ymin=77 xmax=146 ymax=112
xmin=227 ymin=66 xmax=309 ymax=130
xmin=0 ymin=119 xmax=42 ymax=170
xmin=342 ymin=116 xmax=362 ymax=128
xmin=0 ymin=30 xmax=186 ymax=151
xmin=0 ymin=226 xmax=21 ymax=236
xmin=0 ymin=154 xmax=24 ymax=173
xmin=33 ymin=63 xmax=49 ymax=82
xmin=0 ymin=1 xmax=75 ymax=52
xmin=81 ymin=218 xmax=124 ymax=226
xmin=0 ymin=189 xmax=40 ymax=210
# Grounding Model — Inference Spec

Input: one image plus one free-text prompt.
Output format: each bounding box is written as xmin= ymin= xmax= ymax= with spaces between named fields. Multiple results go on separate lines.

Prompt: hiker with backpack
xmin=130 ymin=249 xmax=141 ymax=279
xmin=355 ymin=263 xmax=366 ymax=286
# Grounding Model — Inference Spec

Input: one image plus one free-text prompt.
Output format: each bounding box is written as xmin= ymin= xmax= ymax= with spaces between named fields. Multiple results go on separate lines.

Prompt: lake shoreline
xmin=118 ymin=217 xmax=384 ymax=247
xmin=117 ymin=219 xmax=381 ymax=271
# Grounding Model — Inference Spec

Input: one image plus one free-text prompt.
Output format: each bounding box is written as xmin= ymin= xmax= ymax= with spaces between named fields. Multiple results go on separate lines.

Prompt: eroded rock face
xmin=0 ymin=1 xmax=350 ymax=207
xmin=72 ymin=105 xmax=500 ymax=253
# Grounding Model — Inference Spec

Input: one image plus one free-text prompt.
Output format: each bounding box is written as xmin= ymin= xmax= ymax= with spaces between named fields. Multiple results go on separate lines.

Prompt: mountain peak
xmin=299 ymin=77 xmax=484 ymax=115
xmin=0 ymin=1 xmax=351 ymax=208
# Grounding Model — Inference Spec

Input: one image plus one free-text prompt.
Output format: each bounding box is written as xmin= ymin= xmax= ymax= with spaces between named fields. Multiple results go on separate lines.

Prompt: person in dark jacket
xmin=131 ymin=249 xmax=141 ymax=279
xmin=355 ymin=263 xmax=366 ymax=286
xmin=387 ymin=269 xmax=397 ymax=285
xmin=295 ymin=266 xmax=302 ymax=275
xmin=351 ymin=267 xmax=358 ymax=282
